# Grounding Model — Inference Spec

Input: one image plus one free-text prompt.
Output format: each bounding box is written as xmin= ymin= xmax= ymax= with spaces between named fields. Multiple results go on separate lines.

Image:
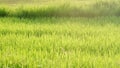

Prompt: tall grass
xmin=0 ymin=8 xmax=8 ymax=17
xmin=0 ymin=17 xmax=120 ymax=68
xmin=0 ymin=0 xmax=120 ymax=17
xmin=0 ymin=0 xmax=120 ymax=68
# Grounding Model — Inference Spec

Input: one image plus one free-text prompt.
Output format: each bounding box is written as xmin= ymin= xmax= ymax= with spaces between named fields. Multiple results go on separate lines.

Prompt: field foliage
xmin=0 ymin=17 xmax=120 ymax=68
xmin=0 ymin=0 xmax=120 ymax=17
xmin=0 ymin=0 xmax=120 ymax=68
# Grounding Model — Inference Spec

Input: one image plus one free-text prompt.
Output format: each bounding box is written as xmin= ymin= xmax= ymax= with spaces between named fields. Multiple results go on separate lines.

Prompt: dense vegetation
xmin=0 ymin=0 xmax=120 ymax=68
xmin=0 ymin=0 xmax=120 ymax=17
xmin=0 ymin=17 xmax=120 ymax=68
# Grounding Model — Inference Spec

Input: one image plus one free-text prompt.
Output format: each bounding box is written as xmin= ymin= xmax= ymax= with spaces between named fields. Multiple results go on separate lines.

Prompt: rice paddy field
xmin=0 ymin=0 xmax=120 ymax=68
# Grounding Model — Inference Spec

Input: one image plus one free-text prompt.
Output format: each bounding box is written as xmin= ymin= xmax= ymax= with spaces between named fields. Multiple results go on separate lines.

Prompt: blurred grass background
xmin=0 ymin=0 xmax=120 ymax=17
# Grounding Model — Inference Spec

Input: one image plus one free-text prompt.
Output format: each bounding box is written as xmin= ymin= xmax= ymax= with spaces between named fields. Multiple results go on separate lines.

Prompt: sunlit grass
xmin=0 ymin=0 xmax=120 ymax=68
xmin=0 ymin=17 xmax=120 ymax=68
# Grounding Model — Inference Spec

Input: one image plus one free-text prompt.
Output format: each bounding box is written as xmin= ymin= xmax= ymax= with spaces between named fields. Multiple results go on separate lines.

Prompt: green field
xmin=0 ymin=17 xmax=120 ymax=68
xmin=0 ymin=0 xmax=120 ymax=68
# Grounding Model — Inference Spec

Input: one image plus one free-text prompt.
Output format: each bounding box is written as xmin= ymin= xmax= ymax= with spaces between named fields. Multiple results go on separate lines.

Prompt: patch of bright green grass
xmin=0 ymin=17 xmax=120 ymax=68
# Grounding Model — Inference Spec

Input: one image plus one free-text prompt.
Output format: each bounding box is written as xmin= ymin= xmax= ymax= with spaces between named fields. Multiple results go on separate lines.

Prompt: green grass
xmin=0 ymin=0 xmax=120 ymax=17
xmin=0 ymin=17 xmax=120 ymax=68
xmin=0 ymin=0 xmax=120 ymax=68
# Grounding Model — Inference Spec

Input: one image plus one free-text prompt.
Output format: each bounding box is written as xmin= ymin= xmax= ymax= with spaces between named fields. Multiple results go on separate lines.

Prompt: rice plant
xmin=0 ymin=0 xmax=120 ymax=68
